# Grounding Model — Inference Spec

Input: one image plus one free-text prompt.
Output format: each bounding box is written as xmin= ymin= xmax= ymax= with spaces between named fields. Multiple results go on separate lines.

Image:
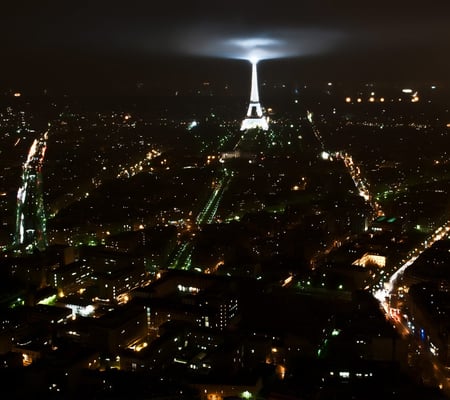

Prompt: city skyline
xmin=1 ymin=75 xmax=450 ymax=398
xmin=2 ymin=2 xmax=450 ymax=399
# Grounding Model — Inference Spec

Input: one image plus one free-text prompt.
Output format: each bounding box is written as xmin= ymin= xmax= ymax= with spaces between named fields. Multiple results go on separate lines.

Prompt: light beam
xmin=172 ymin=27 xmax=344 ymax=62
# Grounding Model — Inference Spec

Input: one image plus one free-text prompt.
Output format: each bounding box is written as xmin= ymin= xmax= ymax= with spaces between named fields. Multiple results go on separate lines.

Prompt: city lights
xmin=1 ymin=2 xmax=450 ymax=396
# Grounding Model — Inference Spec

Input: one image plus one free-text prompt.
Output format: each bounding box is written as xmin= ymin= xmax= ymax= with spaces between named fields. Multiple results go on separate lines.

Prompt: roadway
xmin=168 ymin=166 xmax=234 ymax=270
xmin=196 ymin=168 xmax=233 ymax=225
xmin=306 ymin=111 xmax=383 ymax=219
xmin=307 ymin=110 xmax=450 ymax=394
xmin=372 ymin=220 xmax=450 ymax=396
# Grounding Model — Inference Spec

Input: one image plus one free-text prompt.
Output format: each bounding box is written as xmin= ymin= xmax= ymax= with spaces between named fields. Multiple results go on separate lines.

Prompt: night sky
xmin=1 ymin=0 xmax=450 ymax=94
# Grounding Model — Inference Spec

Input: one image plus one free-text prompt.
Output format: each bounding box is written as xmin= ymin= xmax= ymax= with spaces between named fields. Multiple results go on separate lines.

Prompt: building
xmin=132 ymin=270 xmax=240 ymax=332
xmin=14 ymin=131 xmax=49 ymax=253
xmin=407 ymin=282 xmax=450 ymax=366
xmin=241 ymin=61 xmax=269 ymax=131
xmin=58 ymin=302 xmax=148 ymax=354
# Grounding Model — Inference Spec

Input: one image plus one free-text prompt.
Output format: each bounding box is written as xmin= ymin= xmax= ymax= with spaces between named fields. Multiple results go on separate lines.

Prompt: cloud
xmin=165 ymin=25 xmax=345 ymax=62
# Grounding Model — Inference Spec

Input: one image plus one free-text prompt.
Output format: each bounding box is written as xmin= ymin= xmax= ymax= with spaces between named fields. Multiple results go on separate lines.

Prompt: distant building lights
xmin=345 ymin=97 xmax=351 ymax=103
xmin=369 ymin=97 xmax=375 ymax=102
xmin=357 ymin=98 xmax=362 ymax=103
xmin=402 ymin=88 xmax=413 ymax=93
xmin=187 ymin=120 xmax=198 ymax=130
xmin=321 ymin=151 xmax=330 ymax=160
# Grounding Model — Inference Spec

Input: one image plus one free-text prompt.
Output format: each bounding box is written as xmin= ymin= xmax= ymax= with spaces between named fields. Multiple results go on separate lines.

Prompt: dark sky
xmin=1 ymin=1 xmax=450 ymax=94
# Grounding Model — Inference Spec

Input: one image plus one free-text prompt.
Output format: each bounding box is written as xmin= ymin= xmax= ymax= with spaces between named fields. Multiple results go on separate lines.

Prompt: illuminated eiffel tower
xmin=14 ymin=130 xmax=48 ymax=253
xmin=240 ymin=60 xmax=269 ymax=131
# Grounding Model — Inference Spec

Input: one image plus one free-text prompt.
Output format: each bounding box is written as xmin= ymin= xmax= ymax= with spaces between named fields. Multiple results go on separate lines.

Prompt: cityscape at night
xmin=2 ymin=1 xmax=450 ymax=399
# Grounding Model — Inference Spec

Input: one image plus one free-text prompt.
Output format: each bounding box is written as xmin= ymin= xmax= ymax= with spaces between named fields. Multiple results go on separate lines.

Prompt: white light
xmin=321 ymin=151 xmax=330 ymax=160
xmin=176 ymin=28 xmax=344 ymax=62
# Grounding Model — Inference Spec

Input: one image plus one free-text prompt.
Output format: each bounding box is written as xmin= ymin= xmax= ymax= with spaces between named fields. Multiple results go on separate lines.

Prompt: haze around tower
xmin=1 ymin=0 xmax=450 ymax=92
xmin=169 ymin=27 xmax=345 ymax=62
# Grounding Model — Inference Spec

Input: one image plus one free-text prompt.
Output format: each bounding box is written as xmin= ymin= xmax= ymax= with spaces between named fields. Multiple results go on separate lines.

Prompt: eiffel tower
xmin=240 ymin=60 xmax=269 ymax=131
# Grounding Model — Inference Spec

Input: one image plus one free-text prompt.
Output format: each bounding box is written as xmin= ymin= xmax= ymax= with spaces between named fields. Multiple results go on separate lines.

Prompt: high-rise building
xmin=240 ymin=60 xmax=269 ymax=131
xmin=14 ymin=131 xmax=48 ymax=253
